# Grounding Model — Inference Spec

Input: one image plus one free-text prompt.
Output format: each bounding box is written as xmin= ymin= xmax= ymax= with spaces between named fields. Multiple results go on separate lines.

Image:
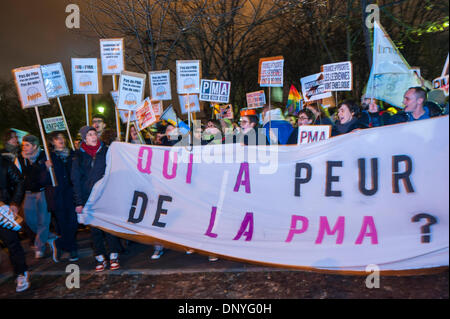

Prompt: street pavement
xmin=0 ymin=228 xmax=289 ymax=284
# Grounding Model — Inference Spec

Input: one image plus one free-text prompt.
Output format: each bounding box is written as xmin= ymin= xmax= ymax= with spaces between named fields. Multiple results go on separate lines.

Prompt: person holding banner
xmin=331 ymin=100 xmax=365 ymax=136
xmin=17 ymin=135 xmax=58 ymax=261
xmin=72 ymin=126 xmax=121 ymax=272
xmin=0 ymin=155 xmax=30 ymax=292
xmin=45 ymin=132 xmax=79 ymax=262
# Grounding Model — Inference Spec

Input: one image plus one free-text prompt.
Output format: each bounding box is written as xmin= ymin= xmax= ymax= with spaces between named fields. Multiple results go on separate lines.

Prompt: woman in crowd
xmin=331 ymin=100 xmax=365 ymax=136
xmin=45 ymin=132 xmax=79 ymax=262
xmin=71 ymin=126 xmax=121 ymax=272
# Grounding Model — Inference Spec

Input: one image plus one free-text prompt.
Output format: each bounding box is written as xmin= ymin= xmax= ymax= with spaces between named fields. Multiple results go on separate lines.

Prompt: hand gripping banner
xmin=79 ymin=116 xmax=449 ymax=274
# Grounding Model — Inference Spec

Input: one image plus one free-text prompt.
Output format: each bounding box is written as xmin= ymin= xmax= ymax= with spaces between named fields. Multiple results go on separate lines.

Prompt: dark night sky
xmin=0 ymin=0 xmax=98 ymax=81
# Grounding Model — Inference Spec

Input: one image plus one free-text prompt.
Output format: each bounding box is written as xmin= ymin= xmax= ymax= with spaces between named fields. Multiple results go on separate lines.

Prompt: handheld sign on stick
xmin=100 ymin=38 xmax=125 ymax=140
xmin=117 ymin=71 xmax=147 ymax=142
xmin=41 ymin=63 xmax=74 ymax=150
xmin=177 ymin=60 xmax=201 ymax=146
xmin=259 ymin=56 xmax=284 ymax=139
xmin=71 ymin=58 xmax=102 ymax=125
xmin=12 ymin=65 xmax=57 ymax=187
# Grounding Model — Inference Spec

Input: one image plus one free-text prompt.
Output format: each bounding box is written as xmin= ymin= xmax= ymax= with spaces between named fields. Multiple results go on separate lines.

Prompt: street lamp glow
xmin=97 ymin=106 xmax=105 ymax=114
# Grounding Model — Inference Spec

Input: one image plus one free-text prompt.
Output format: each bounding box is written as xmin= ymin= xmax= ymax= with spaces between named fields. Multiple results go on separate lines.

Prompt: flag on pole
xmin=286 ymin=84 xmax=302 ymax=115
xmin=160 ymin=105 xmax=190 ymax=135
xmin=365 ymin=21 xmax=422 ymax=108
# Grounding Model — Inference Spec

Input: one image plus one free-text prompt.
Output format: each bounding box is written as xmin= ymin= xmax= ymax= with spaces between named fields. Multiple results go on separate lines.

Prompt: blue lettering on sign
xmin=202 ymin=80 xmax=210 ymax=94
xmin=211 ymin=82 xmax=220 ymax=95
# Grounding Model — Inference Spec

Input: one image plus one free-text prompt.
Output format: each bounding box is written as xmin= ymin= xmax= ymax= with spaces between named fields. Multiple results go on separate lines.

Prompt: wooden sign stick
xmin=34 ymin=107 xmax=57 ymax=187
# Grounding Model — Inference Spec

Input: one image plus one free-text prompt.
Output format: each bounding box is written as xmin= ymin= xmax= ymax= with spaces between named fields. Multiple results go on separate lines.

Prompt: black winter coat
xmin=17 ymin=150 xmax=51 ymax=192
xmin=71 ymin=143 xmax=108 ymax=206
xmin=0 ymin=155 xmax=25 ymax=206
xmin=45 ymin=150 xmax=75 ymax=212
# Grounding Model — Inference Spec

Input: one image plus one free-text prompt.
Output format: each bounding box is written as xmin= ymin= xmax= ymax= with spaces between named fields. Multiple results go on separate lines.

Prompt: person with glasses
xmin=287 ymin=109 xmax=316 ymax=145
xmin=92 ymin=114 xmax=107 ymax=137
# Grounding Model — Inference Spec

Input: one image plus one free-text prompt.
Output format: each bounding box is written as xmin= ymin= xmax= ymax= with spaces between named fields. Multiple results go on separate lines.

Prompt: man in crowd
xmin=17 ymin=135 xmax=58 ymax=261
xmin=92 ymin=114 xmax=107 ymax=137
xmin=0 ymin=129 xmax=20 ymax=163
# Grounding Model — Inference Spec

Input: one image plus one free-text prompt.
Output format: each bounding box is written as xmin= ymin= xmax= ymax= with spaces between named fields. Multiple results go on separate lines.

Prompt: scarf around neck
xmin=81 ymin=141 xmax=101 ymax=158
xmin=22 ymin=147 xmax=41 ymax=164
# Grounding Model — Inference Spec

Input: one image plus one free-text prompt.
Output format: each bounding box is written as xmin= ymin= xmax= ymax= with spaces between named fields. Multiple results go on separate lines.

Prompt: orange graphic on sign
xmin=27 ymin=92 xmax=42 ymax=101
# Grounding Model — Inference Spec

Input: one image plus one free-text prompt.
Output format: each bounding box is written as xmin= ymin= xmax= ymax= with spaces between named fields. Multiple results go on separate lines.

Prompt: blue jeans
xmin=23 ymin=191 xmax=56 ymax=254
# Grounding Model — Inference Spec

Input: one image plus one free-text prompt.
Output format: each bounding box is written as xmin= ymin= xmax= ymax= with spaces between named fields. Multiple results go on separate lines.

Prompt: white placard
xmin=71 ymin=58 xmax=101 ymax=94
xmin=176 ymin=60 xmax=201 ymax=94
xmin=41 ymin=63 xmax=70 ymax=98
xmin=179 ymin=94 xmax=201 ymax=114
xmin=259 ymin=56 xmax=284 ymax=87
xmin=12 ymin=65 xmax=50 ymax=109
xmin=100 ymin=38 xmax=125 ymax=75
xmin=322 ymin=61 xmax=353 ymax=92
xmin=246 ymin=90 xmax=266 ymax=109
xmin=200 ymin=79 xmax=231 ymax=103
xmin=297 ymin=125 xmax=331 ymax=145
xmin=135 ymin=97 xmax=157 ymax=131
xmin=300 ymin=73 xmax=332 ymax=102
xmin=43 ymin=116 xmax=66 ymax=133
xmin=149 ymin=70 xmax=172 ymax=101
xmin=117 ymin=71 xmax=146 ymax=111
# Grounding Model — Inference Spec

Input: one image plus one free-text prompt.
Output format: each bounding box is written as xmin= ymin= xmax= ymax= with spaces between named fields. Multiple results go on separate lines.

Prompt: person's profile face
xmin=8 ymin=133 xmax=19 ymax=146
xmin=22 ymin=141 xmax=37 ymax=155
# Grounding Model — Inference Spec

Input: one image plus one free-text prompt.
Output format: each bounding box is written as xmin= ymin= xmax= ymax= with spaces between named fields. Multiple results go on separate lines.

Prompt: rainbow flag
xmin=286 ymin=84 xmax=302 ymax=115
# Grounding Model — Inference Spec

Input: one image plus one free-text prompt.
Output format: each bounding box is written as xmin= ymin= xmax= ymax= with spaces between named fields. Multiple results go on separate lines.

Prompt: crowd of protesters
xmin=0 ymin=86 xmax=448 ymax=292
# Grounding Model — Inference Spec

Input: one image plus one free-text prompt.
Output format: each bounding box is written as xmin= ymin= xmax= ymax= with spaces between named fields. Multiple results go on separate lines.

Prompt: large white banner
xmin=80 ymin=117 xmax=449 ymax=273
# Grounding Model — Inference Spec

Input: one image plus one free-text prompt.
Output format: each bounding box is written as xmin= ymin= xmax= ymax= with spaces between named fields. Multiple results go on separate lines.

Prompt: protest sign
xmin=117 ymin=71 xmax=146 ymax=111
xmin=258 ymin=56 xmax=284 ymax=87
xmin=135 ymin=97 xmax=157 ymax=131
xmin=200 ymin=79 xmax=231 ymax=103
xmin=246 ymin=90 xmax=266 ymax=109
xmin=41 ymin=63 xmax=70 ymax=98
xmin=12 ymin=65 xmax=50 ymax=108
xmin=297 ymin=125 xmax=331 ymax=145
xmin=149 ymin=70 xmax=172 ymax=101
xmin=100 ymin=38 xmax=125 ymax=75
xmin=433 ymin=75 xmax=449 ymax=97
xmin=71 ymin=58 xmax=102 ymax=94
xmin=80 ymin=116 xmax=449 ymax=273
xmin=179 ymin=94 xmax=201 ymax=114
xmin=152 ymin=100 xmax=163 ymax=120
xmin=176 ymin=60 xmax=201 ymax=94
xmin=0 ymin=205 xmax=22 ymax=232
xmin=322 ymin=61 xmax=353 ymax=91
xmin=216 ymin=104 xmax=234 ymax=120
xmin=300 ymin=73 xmax=332 ymax=102
xmin=43 ymin=116 xmax=66 ymax=133
xmin=119 ymin=110 xmax=136 ymax=124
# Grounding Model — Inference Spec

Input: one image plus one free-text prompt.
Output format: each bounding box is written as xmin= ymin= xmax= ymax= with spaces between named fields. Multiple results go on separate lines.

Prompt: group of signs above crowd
xmin=10 ymin=23 xmax=449 ymax=145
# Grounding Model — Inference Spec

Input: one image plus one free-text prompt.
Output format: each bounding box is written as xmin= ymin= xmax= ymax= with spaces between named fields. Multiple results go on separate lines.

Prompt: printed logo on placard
xmin=79 ymin=75 xmax=92 ymax=87
xmin=107 ymin=59 xmax=118 ymax=70
xmin=156 ymin=86 xmax=166 ymax=97
xmin=26 ymin=87 xmax=41 ymax=102
xmin=183 ymin=78 xmax=195 ymax=90
xmin=125 ymin=93 xmax=137 ymax=106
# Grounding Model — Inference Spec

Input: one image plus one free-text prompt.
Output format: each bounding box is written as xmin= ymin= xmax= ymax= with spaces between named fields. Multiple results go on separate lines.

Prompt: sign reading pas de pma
xmin=149 ymin=70 xmax=172 ymax=101
xmin=12 ymin=65 xmax=50 ymax=109
xmin=176 ymin=60 xmax=201 ymax=94
xmin=41 ymin=62 xmax=70 ymax=98
xmin=117 ymin=71 xmax=147 ymax=111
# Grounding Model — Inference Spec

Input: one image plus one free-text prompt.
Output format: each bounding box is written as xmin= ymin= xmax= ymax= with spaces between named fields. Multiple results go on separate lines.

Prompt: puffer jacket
xmin=0 ymin=155 xmax=25 ymax=206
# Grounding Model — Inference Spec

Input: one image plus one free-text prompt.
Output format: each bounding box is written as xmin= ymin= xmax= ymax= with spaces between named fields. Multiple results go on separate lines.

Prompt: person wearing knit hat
xmin=72 ymin=126 xmax=122 ymax=272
